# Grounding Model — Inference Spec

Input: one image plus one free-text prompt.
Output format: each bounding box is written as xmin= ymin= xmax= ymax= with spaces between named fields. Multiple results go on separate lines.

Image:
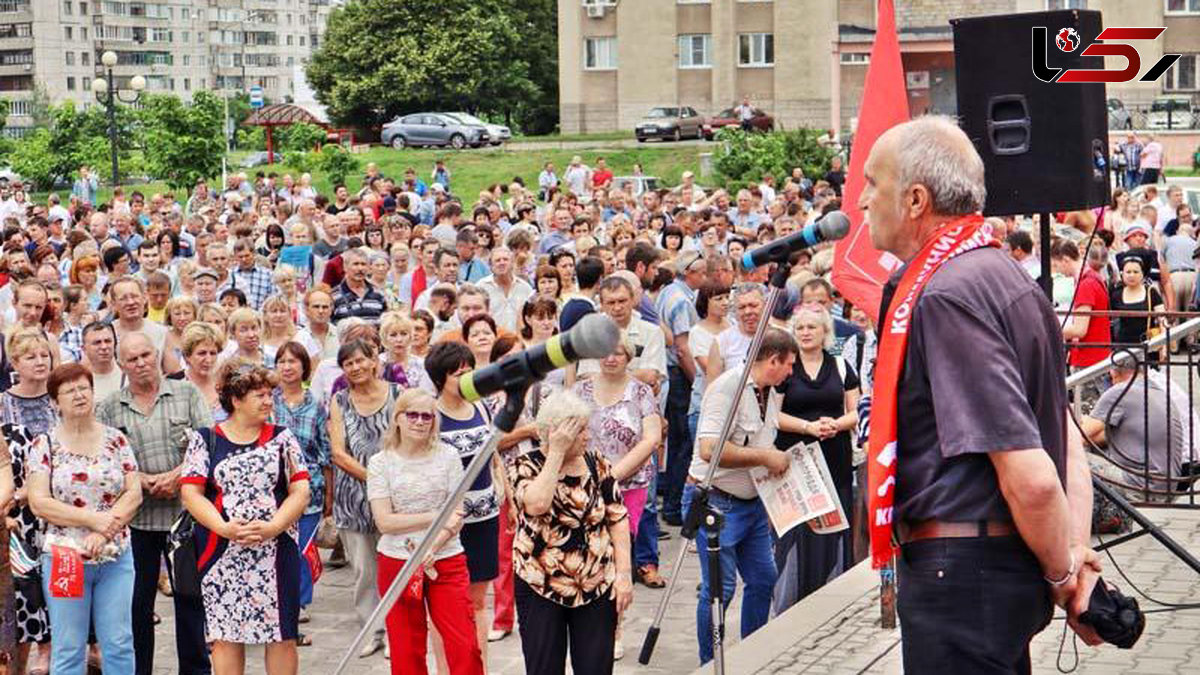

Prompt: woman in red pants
xmin=367 ymin=389 xmax=483 ymax=675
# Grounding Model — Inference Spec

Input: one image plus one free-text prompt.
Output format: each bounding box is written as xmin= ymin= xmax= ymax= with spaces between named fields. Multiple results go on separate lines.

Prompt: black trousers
xmin=131 ymin=527 xmax=211 ymax=675
xmin=514 ymin=577 xmax=616 ymax=675
xmin=897 ymin=535 xmax=1053 ymax=675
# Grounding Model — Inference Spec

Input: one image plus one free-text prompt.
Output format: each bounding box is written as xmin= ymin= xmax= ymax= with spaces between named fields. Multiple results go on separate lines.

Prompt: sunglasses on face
xmin=405 ymin=411 xmax=435 ymax=423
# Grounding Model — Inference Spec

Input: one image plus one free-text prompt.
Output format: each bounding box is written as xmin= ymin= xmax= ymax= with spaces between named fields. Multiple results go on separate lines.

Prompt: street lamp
xmin=92 ymin=50 xmax=145 ymax=188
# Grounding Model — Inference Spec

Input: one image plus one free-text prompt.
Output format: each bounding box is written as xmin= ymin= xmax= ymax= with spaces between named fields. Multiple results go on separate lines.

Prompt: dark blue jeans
xmin=898 ymin=535 xmax=1052 ymax=674
xmin=662 ymin=366 xmax=694 ymax=520
xmin=683 ymin=484 xmax=777 ymax=665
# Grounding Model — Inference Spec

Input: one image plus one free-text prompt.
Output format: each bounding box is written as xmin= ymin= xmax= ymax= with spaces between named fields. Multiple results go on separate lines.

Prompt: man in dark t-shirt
xmin=863 ymin=117 xmax=1102 ymax=672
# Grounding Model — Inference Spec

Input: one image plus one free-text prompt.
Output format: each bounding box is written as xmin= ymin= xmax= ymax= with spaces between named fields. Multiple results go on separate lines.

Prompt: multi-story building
xmin=559 ymin=0 xmax=1197 ymax=135
xmin=0 ymin=0 xmax=335 ymax=136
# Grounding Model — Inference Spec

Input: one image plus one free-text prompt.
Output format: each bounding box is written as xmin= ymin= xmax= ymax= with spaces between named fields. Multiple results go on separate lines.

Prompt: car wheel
xmin=450 ymin=134 xmax=467 ymax=149
xmin=673 ymin=128 xmax=682 ymax=142
xmin=390 ymin=136 xmax=406 ymax=149
xmin=637 ymin=136 xmax=646 ymax=143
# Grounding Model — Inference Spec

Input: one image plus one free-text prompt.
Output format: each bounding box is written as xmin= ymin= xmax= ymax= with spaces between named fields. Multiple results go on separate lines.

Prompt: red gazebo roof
xmin=243 ymin=104 xmax=328 ymax=127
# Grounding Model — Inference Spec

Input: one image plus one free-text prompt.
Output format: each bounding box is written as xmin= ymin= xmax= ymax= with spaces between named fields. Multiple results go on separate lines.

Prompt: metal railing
xmin=1064 ymin=311 xmax=1200 ymax=508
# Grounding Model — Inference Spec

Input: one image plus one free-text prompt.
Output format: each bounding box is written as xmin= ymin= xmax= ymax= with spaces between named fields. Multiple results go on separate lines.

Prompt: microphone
xmin=457 ymin=313 xmax=620 ymax=402
xmin=741 ymin=210 xmax=851 ymax=270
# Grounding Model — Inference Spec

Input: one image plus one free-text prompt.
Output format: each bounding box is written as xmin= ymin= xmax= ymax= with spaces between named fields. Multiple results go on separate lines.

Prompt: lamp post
xmin=91 ymin=50 xmax=145 ymax=188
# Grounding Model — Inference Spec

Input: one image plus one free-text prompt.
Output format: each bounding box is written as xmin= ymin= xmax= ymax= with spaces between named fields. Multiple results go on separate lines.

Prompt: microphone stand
xmin=332 ymin=381 xmax=530 ymax=675
xmin=639 ymin=258 xmax=793 ymax=674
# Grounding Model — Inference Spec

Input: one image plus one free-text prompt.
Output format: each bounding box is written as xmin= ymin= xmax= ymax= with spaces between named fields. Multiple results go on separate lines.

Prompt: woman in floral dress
xmin=180 ymin=362 xmax=312 ymax=675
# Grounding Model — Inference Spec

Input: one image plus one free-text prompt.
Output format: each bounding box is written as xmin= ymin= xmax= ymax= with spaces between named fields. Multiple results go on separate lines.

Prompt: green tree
xmin=713 ymin=128 xmax=837 ymax=191
xmin=8 ymin=128 xmax=56 ymax=190
xmin=45 ymin=100 xmax=128 ymax=184
xmin=138 ymin=91 xmax=225 ymax=190
xmin=306 ymin=0 xmax=539 ymax=129
xmin=501 ymin=0 xmax=558 ymax=134
xmin=275 ymin=122 xmax=327 ymax=154
xmin=314 ymin=145 xmax=362 ymax=189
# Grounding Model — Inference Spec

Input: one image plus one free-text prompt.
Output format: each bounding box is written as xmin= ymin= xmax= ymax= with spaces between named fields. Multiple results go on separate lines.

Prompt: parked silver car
xmin=635 ymin=106 xmax=704 ymax=142
xmin=443 ymin=112 xmax=511 ymax=146
xmin=380 ymin=113 xmax=490 ymax=149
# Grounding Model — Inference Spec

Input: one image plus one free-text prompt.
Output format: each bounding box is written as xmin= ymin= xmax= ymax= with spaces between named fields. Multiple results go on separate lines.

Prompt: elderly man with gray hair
xmin=97 ymin=332 xmax=213 ymax=675
xmin=861 ymin=115 xmax=1103 ymax=670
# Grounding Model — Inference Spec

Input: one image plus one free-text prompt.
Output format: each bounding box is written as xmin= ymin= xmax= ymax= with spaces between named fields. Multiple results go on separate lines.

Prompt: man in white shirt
xmin=687 ymin=328 xmax=799 ymax=665
xmin=477 ymin=247 xmax=533 ymax=334
xmin=295 ymin=286 xmax=339 ymax=361
xmin=706 ymin=284 xmax=766 ymax=380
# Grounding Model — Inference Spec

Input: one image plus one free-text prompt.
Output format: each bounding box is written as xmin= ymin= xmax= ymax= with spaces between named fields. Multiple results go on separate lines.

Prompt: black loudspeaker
xmin=952 ymin=10 xmax=1110 ymax=216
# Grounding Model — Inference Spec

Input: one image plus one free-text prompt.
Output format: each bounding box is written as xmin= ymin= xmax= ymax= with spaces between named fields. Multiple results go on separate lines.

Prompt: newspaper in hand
xmin=748 ymin=441 xmax=849 ymax=536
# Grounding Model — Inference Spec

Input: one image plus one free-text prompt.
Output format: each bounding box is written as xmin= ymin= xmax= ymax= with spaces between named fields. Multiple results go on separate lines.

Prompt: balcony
xmin=0 ymin=1 xmax=31 ymax=16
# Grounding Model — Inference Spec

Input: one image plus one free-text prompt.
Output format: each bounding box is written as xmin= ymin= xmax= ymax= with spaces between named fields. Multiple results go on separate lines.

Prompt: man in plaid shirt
xmin=97 ymin=333 xmax=213 ymax=675
xmin=227 ymin=237 xmax=274 ymax=310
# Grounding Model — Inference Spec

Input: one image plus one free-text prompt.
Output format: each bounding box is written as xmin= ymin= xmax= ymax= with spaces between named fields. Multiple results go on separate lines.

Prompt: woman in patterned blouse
xmin=27 ymin=363 xmax=143 ymax=674
xmin=510 ymin=391 xmax=633 ymax=674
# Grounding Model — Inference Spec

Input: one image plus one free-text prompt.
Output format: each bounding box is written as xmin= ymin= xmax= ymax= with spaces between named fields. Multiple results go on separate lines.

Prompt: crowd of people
xmin=0 ymin=128 xmax=1178 ymax=673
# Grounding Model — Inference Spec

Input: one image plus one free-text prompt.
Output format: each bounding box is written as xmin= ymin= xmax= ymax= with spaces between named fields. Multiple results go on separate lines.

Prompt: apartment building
xmin=559 ymin=0 xmax=1198 ymax=135
xmin=0 ymin=0 xmax=336 ymax=136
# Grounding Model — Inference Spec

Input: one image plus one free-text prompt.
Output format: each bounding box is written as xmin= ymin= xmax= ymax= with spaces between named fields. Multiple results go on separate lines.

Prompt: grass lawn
xmin=49 ymin=144 xmax=707 ymax=204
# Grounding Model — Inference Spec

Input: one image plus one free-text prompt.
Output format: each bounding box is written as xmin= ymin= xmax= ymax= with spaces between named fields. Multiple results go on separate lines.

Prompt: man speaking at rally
xmin=859 ymin=116 xmax=1102 ymax=672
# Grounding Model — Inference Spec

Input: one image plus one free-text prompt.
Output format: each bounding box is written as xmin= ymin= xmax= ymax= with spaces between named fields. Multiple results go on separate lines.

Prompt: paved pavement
xmin=716 ymin=507 xmax=1200 ymax=675
xmin=148 ymin=523 xmax=729 ymax=674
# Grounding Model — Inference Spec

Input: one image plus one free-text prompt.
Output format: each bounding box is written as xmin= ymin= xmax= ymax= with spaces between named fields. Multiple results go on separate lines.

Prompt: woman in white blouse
xmin=367 ymin=389 xmax=484 ymax=675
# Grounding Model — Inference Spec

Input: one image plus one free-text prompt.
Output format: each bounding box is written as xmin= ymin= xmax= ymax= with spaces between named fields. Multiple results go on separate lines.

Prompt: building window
xmin=10 ymin=99 xmax=27 ymax=115
xmin=65 ymin=51 xmax=74 ymax=65
xmin=80 ymin=27 xmax=86 ymax=40
xmin=1166 ymin=54 xmax=1197 ymax=90
xmin=678 ymin=34 xmax=711 ymax=68
xmin=840 ymin=52 xmax=870 ymax=65
xmin=65 ymin=26 xmax=72 ymax=40
xmin=81 ymin=51 xmax=88 ymax=65
xmin=1047 ymin=0 xmax=1087 ymax=8
xmin=584 ymin=36 xmax=617 ymax=70
xmin=738 ymin=33 xmax=774 ymax=67
xmin=67 ymin=76 xmax=75 ymax=91
xmin=79 ymin=2 xmax=86 ymax=14
xmin=62 ymin=1 xmax=71 ymax=15
xmin=184 ymin=77 xmax=190 ymax=91
xmin=183 ymin=55 xmax=189 ymax=66
xmin=1165 ymin=0 xmax=1200 ymax=13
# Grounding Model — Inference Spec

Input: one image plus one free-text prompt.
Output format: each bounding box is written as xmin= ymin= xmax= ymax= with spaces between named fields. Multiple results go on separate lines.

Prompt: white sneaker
xmin=384 ymin=640 xmax=390 ymax=660
xmin=487 ymin=629 xmax=511 ymax=642
xmin=298 ymin=608 xmax=310 ymax=624
xmin=614 ymin=640 xmax=625 ymax=661
xmin=358 ymin=634 xmax=383 ymax=658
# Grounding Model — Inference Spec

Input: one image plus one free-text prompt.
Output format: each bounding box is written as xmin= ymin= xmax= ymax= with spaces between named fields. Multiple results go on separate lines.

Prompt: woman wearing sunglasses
xmin=367 ymin=389 xmax=483 ymax=675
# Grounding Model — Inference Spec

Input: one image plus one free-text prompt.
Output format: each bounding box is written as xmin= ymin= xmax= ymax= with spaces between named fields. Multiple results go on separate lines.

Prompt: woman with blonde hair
xmin=261 ymin=295 xmax=297 ymax=366
xmin=773 ymin=304 xmax=860 ymax=612
xmin=166 ymin=295 xmax=200 ymax=350
xmin=199 ymin=302 xmax=228 ymax=328
xmin=367 ymin=389 xmax=483 ymax=674
xmin=176 ymin=260 xmax=198 ymax=298
xmin=380 ymin=312 xmax=435 ymax=393
xmin=222 ymin=307 xmax=268 ymax=367
xmin=182 ymin=321 xmax=227 ymax=422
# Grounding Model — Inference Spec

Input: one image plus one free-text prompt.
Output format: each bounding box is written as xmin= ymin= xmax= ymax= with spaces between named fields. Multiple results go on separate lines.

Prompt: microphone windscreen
xmin=568 ymin=314 xmax=621 ymax=359
xmin=819 ymin=211 xmax=851 ymax=241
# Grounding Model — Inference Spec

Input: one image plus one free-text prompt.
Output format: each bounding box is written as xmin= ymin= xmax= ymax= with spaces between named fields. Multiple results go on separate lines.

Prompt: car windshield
xmin=449 ymin=113 xmax=485 ymax=125
xmin=647 ymin=108 xmax=678 ymax=118
xmin=718 ymin=108 xmax=734 ymax=117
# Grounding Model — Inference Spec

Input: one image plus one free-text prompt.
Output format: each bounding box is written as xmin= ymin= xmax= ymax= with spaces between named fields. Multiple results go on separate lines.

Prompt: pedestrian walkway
xmin=712 ymin=508 xmax=1200 ymax=675
xmin=150 ymin=525 xmax=732 ymax=674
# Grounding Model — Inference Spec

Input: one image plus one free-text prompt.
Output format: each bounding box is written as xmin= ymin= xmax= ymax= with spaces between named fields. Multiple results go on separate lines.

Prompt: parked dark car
xmin=381 ymin=113 xmax=490 ymax=149
xmin=635 ymin=106 xmax=704 ymax=142
xmin=703 ymin=107 xmax=775 ymax=139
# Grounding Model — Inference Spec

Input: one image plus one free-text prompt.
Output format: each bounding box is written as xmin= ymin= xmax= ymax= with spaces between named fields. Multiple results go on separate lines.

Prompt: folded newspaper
xmin=749 ymin=441 xmax=849 ymax=536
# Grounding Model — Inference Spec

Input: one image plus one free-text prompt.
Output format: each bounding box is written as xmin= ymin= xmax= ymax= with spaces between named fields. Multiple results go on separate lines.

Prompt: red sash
xmin=866 ymin=215 xmax=998 ymax=568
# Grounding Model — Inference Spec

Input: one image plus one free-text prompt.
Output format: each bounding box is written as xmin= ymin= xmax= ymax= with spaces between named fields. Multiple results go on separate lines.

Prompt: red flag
xmin=303 ymin=534 xmax=323 ymax=584
xmin=831 ymin=0 xmax=910 ymax=323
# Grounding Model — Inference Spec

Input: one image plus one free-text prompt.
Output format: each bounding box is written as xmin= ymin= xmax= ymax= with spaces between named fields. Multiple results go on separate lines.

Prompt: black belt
xmin=687 ymin=477 xmax=757 ymax=503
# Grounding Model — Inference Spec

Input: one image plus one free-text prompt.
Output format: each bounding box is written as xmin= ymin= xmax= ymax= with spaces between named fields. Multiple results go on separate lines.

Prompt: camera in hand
xmin=1077 ymin=578 xmax=1145 ymax=649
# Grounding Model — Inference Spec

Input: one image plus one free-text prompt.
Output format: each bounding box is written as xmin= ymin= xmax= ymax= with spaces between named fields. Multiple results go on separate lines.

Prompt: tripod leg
xmin=706 ymin=510 xmax=726 ymax=675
